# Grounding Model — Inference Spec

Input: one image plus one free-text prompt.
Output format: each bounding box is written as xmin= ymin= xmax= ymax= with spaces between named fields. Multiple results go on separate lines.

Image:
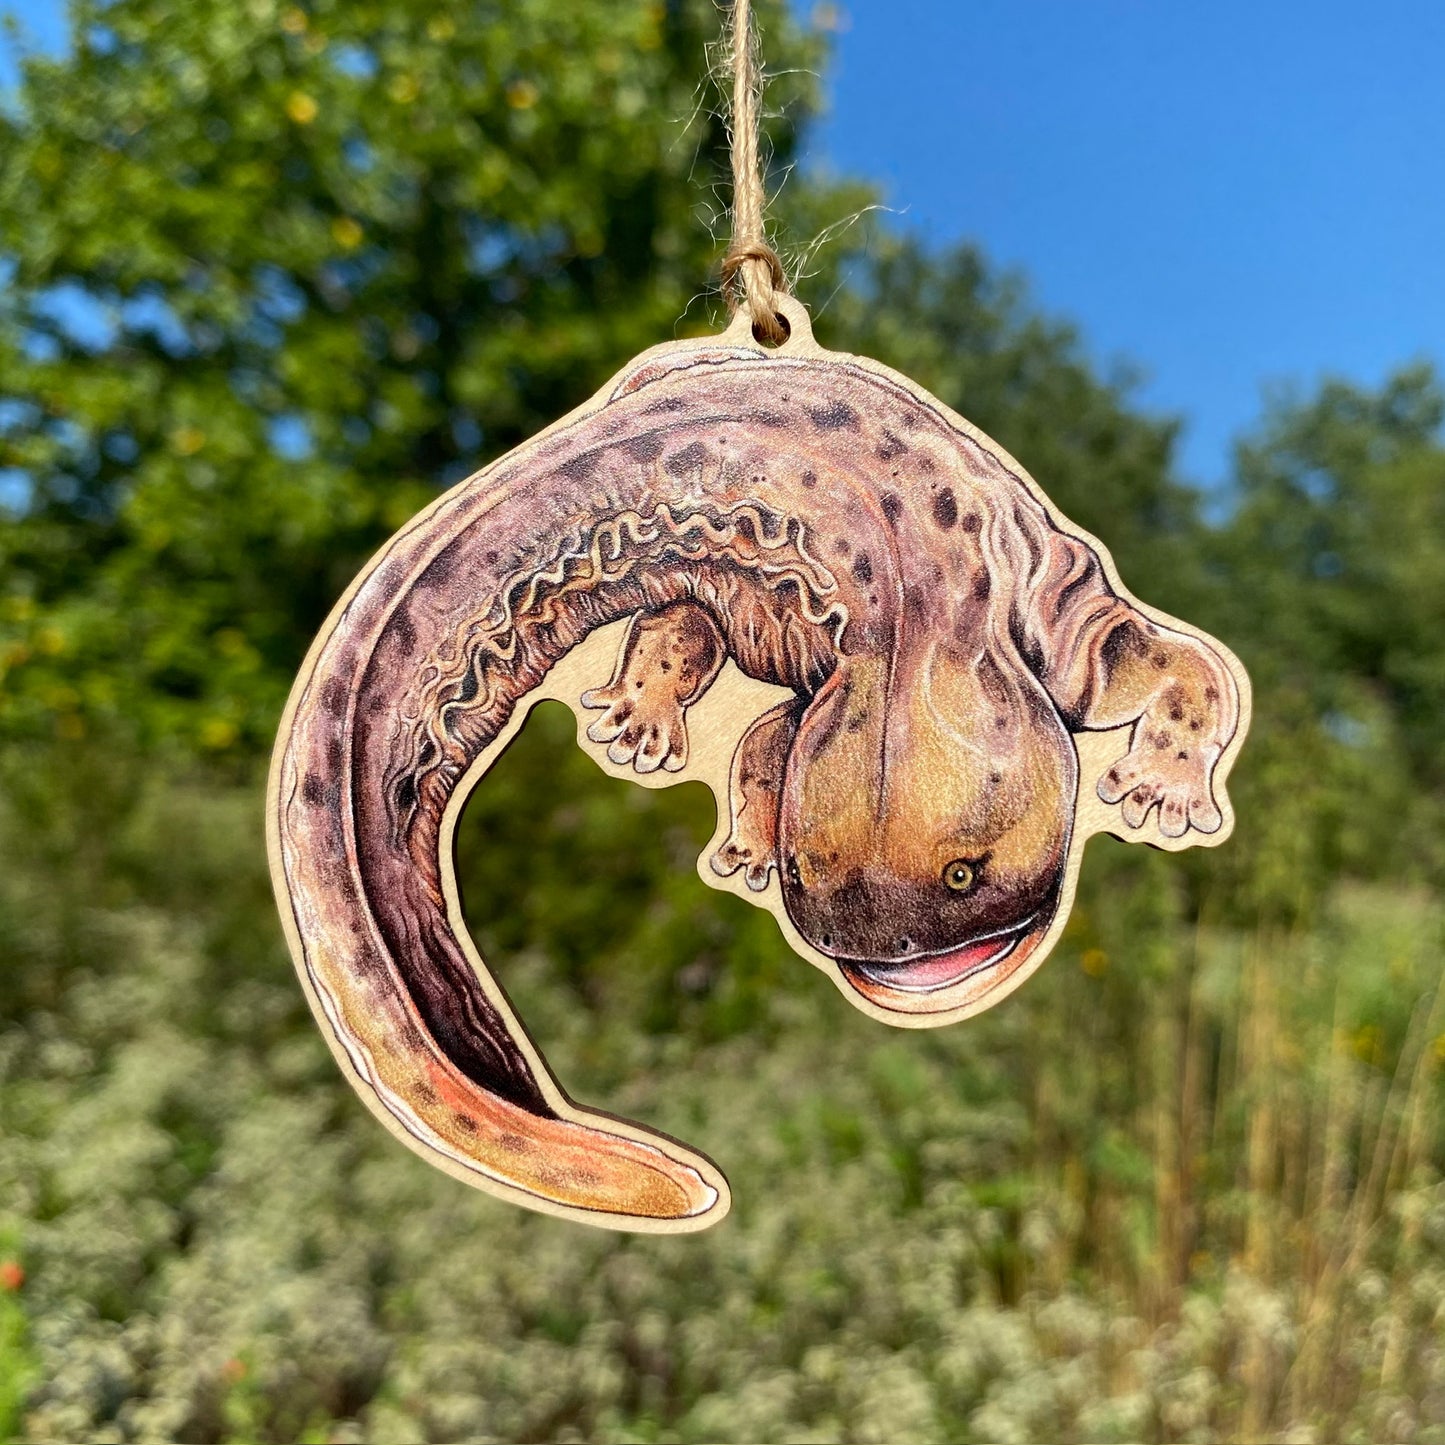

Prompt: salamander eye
xmin=942 ymin=860 xmax=976 ymax=892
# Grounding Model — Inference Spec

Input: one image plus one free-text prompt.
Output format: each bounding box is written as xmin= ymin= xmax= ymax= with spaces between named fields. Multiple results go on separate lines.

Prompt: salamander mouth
xmin=833 ymin=910 xmax=1055 ymax=1016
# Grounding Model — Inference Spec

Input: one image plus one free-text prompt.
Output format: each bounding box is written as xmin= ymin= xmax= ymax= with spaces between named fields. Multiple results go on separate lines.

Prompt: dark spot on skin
xmin=834 ymin=538 xmax=851 ymax=556
xmin=419 ymin=550 xmax=455 ymax=587
xmin=485 ymin=549 xmax=499 ymax=565
xmin=664 ymin=440 xmax=709 ymax=477
xmin=1190 ymin=718 xmax=1202 ymax=731
xmin=1169 ymin=704 xmax=1184 ymax=721
xmin=626 ymin=432 xmax=664 ymax=463
xmin=453 ymin=1113 xmax=478 ymax=1134
xmin=556 ymin=450 xmax=598 ymax=483
xmin=989 ymin=771 xmax=1002 ymax=785
xmin=932 ymin=488 xmax=958 ymax=529
xmin=846 ymin=712 xmax=869 ymax=733
xmin=806 ymin=399 xmax=861 ymax=431
xmin=394 ymin=777 xmax=416 ymax=812
xmin=643 ymin=395 xmax=686 ymax=414
xmin=1153 ymin=732 xmax=1171 ymax=749
xmin=919 ymin=454 xmax=937 ymax=472
xmin=1204 ymin=686 xmax=1219 ymax=702
xmin=973 ymin=573 xmax=991 ymax=600
xmin=877 ymin=429 xmax=908 ymax=461
xmin=660 ymin=660 xmax=671 ymax=672
xmin=881 ymin=491 xmax=903 ymax=524
xmin=612 ymin=700 xmax=633 ymax=723
xmin=414 ymin=1082 xmax=438 ymax=1106
xmin=748 ymin=409 xmax=788 ymax=428
xmin=905 ymin=587 xmax=928 ymax=620
xmin=1107 ymin=769 xmax=1120 ymax=785
xmin=996 ymin=716 xmax=1008 ymax=730
xmin=321 ymin=679 xmax=347 ymax=716
xmin=1177 ymin=751 xmax=1189 ymax=760
xmin=1100 ymin=620 xmax=1151 ymax=682
xmin=802 ymin=469 xmax=818 ymax=488
xmin=961 ymin=511 xmax=981 ymax=533
xmin=852 ymin=553 xmax=874 ymax=585
xmin=302 ymin=773 xmax=324 ymax=806
xmin=1152 ymin=650 xmax=1170 ymax=669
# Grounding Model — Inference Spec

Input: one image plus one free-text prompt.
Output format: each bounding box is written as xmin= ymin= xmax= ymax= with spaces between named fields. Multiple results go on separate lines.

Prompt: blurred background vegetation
xmin=2 ymin=0 xmax=1444 ymax=1441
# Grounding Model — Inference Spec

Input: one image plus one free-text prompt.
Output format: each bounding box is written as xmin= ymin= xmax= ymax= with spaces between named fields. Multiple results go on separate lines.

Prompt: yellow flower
xmin=1080 ymin=948 xmax=1108 ymax=978
xmin=1351 ymin=1023 xmax=1384 ymax=1066
xmin=286 ymin=91 xmax=319 ymax=125
xmin=280 ymin=7 xmax=307 ymax=34
xmin=426 ymin=15 xmax=456 ymax=41
xmin=389 ymin=73 xmax=420 ymax=104
xmin=200 ymin=718 xmax=239 ymax=751
xmin=331 ymin=216 xmax=364 ymax=250
xmin=505 ymin=78 xmax=539 ymax=110
xmin=171 ymin=425 xmax=206 ymax=456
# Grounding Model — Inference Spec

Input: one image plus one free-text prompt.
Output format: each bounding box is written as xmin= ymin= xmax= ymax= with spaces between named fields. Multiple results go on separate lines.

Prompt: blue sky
xmin=3 ymin=1 xmax=1442 ymax=489
xmin=803 ymin=0 xmax=1445 ymax=485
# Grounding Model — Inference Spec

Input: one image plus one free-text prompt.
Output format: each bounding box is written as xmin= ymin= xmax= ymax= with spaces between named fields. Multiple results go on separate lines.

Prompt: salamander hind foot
xmin=709 ymin=700 xmax=799 ymax=891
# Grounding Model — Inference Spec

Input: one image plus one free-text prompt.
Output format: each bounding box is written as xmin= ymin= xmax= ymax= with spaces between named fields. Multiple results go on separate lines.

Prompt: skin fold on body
xmin=270 ymin=329 xmax=1245 ymax=1231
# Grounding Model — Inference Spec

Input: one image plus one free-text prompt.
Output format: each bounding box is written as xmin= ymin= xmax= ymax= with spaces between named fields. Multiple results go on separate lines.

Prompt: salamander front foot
xmin=581 ymin=602 xmax=724 ymax=775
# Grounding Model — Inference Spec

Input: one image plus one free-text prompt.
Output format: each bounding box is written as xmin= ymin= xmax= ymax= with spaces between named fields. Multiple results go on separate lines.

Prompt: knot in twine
xmin=724 ymin=0 xmax=790 ymax=345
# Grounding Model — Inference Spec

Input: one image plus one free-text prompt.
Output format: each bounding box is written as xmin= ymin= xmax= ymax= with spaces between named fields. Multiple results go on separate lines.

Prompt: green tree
xmin=0 ymin=0 xmax=857 ymax=751
xmin=1208 ymin=366 xmax=1445 ymax=899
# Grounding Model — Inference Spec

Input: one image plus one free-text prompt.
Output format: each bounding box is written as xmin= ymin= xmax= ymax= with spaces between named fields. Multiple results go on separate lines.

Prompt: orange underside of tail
xmin=424 ymin=1057 xmax=715 ymax=1220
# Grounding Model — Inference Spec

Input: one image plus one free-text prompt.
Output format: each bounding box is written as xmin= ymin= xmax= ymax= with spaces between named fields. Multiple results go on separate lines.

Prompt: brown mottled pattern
xmin=272 ymin=345 xmax=1243 ymax=1226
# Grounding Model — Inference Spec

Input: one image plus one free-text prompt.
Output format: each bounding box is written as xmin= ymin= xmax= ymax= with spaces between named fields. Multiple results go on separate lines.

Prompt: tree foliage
xmin=0 ymin=0 xmax=857 ymax=749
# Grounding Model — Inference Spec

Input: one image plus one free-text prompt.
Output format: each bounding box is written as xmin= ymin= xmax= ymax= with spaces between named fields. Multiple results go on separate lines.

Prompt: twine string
xmin=720 ymin=0 xmax=790 ymax=344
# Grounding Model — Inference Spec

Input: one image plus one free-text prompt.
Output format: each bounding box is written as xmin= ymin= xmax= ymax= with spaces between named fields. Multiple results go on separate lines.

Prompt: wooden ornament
xmin=268 ymin=295 xmax=1250 ymax=1232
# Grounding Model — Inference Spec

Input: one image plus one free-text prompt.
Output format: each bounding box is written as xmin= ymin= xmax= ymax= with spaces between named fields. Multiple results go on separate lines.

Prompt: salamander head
xmin=777 ymin=650 xmax=1076 ymax=1015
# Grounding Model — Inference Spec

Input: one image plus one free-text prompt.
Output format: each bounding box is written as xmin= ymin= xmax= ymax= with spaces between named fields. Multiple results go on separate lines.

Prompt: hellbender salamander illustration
xmin=269 ymin=307 xmax=1247 ymax=1231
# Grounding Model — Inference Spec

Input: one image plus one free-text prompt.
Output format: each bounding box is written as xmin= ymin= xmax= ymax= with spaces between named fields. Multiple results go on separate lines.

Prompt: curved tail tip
xmin=469 ymin=1103 xmax=727 ymax=1227
xmin=559 ymin=1141 xmax=726 ymax=1226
